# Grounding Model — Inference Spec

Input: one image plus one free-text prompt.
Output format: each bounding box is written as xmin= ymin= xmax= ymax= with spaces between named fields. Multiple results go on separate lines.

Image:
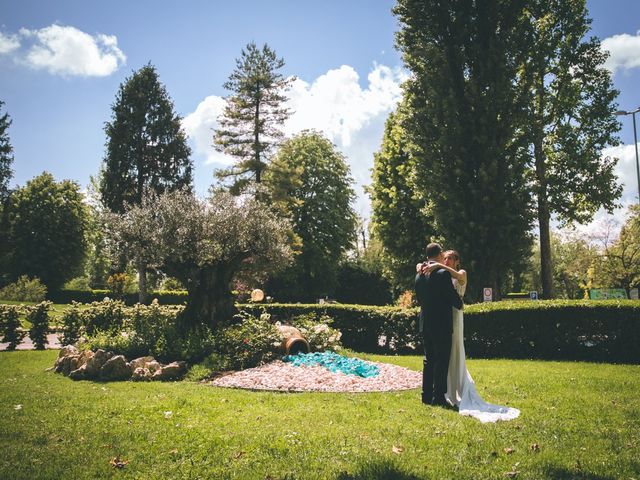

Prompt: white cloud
xmin=0 ymin=31 xmax=20 ymax=54
xmin=602 ymin=32 xmax=640 ymax=73
xmin=15 ymin=24 xmax=126 ymax=77
xmin=184 ymin=63 xmax=407 ymax=215
xmin=559 ymin=144 xmax=639 ymax=239
xmin=602 ymin=143 xmax=639 ymax=204
xmin=182 ymin=95 xmax=235 ymax=167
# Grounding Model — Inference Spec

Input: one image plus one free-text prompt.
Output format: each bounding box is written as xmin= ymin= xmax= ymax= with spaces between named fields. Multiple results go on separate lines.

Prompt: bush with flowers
xmin=286 ymin=313 xmax=342 ymax=352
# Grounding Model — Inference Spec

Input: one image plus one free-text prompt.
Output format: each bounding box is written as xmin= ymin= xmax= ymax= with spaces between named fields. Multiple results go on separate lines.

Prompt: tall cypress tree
xmin=393 ymin=0 xmax=534 ymax=300
xmin=0 ymin=101 xmax=13 ymax=203
xmin=214 ymin=42 xmax=292 ymax=194
xmin=523 ymin=0 xmax=622 ymax=298
xmin=99 ymin=64 xmax=193 ymax=302
xmin=370 ymin=102 xmax=436 ymax=293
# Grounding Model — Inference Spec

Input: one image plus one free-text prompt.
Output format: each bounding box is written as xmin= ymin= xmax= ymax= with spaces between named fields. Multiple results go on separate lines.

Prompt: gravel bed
xmin=207 ymin=359 xmax=421 ymax=393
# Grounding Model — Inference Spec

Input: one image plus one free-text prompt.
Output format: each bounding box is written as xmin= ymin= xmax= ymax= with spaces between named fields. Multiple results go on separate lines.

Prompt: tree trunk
xmin=535 ymin=143 xmax=554 ymax=299
xmin=137 ymin=262 xmax=147 ymax=304
xmin=181 ymin=264 xmax=239 ymax=330
xmin=534 ymin=68 xmax=554 ymax=300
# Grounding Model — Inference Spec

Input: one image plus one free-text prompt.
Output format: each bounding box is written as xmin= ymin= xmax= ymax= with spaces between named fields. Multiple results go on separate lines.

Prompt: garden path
xmin=0 ymin=333 xmax=61 ymax=351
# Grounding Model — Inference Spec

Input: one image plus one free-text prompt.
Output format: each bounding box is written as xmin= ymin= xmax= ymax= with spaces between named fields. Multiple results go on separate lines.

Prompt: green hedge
xmin=240 ymin=300 xmax=640 ymax=363
xmin=49 ymin=289 xmax=188 ymax=306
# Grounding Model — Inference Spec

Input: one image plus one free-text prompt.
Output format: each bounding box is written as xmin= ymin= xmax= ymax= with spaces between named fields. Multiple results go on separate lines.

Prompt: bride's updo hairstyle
xmin=444 ymin=250 xmax=461 ymax=270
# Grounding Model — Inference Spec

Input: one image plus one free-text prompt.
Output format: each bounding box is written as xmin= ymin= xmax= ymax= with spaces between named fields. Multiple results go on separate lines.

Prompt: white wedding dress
xmin=445 ymin=279 xmax=520 ymax=423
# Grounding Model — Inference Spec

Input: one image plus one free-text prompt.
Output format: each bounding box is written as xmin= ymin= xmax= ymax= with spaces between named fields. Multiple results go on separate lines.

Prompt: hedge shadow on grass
xmin=336 ymin=460 xmax=424 ymax=480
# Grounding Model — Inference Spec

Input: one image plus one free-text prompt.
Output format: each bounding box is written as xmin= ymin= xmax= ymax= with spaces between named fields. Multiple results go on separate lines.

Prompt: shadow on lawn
xmin=542 ymin=465 xmax=618 ymax=480
xmin=336 ymin=460 xmax=424 ymax=480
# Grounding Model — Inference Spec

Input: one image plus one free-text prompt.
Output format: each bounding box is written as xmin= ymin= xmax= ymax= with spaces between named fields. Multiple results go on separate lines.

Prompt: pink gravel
xmin=208 ymin=359 xmax=422 ymax=393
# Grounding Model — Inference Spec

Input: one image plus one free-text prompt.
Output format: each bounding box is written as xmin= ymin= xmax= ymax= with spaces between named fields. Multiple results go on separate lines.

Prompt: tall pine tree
xmin=522 ymin=0 xmax=622 ymax=298
xmin=393 ymin=0 xmax=534 ymax=300
xmin=99 ymin=64 xmax=193 ymax=302
xmin=214 ymin=42 xmax=292 ymax=194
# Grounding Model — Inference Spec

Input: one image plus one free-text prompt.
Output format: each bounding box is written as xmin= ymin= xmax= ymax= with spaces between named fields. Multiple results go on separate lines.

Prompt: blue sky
xmin=1 ymin=0 xmax=640 ymax=233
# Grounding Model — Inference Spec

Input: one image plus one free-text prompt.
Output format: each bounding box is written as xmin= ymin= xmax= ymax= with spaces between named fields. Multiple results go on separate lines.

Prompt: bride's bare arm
xmin=425 ymin=262 xmax=467 ymax=285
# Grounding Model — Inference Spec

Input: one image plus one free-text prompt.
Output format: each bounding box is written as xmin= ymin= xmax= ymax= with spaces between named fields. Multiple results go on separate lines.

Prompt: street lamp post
xmin=615 ymin=107 xmax=640 ymax=204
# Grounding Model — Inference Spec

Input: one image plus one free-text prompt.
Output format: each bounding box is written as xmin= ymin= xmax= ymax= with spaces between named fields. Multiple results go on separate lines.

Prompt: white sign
xmin=483 ymin=287 xmax=493 ymax=302
xmin=530 ymin=291 xmax=539 ymax=300
xmin=631 ymin=288 xmax=639 ymax=300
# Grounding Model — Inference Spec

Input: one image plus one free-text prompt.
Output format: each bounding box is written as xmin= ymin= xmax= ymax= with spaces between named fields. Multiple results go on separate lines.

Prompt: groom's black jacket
xmin=415 ymin=268 xmax=463 ymax=336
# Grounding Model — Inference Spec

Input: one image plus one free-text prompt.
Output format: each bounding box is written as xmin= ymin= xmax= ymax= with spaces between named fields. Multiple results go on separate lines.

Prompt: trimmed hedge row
xmin=240 ymin=300 xmax=640 ymax=363
xmin=49 ymin=289 xmax=188 ymax=306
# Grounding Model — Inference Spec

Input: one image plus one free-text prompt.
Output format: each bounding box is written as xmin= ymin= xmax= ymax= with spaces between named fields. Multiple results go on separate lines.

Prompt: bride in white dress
xmin=423 ymin=250 xmax=520 ymax=423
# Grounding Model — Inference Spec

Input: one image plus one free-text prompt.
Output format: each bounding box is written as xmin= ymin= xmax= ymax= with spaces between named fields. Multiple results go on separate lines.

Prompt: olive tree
xmin=104 ymin=189 xmax=292 ymax=329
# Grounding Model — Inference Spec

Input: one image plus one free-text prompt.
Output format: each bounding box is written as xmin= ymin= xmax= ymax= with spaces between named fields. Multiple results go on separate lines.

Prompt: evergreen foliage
xmin=26 ymin=301 xmax=51 ymax=350
xmin=99 ymin=64 xmax=193 ymax=302
xmin=0 ymin=304 xmax=24 ymax=350
xmin=0 ymin=100 xmax=13 ymax=203
xmin=391 ymin=0 xmax=534 ymax=300
xmin=214 ymin=42 xmax=293 ymax=192
xmin=369 ymin=105 xmax=436 ymax=292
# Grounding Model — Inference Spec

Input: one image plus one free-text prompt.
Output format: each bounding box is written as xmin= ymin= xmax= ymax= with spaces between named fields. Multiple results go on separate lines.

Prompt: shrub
xmin=0 ymin=276 xmax=47 ymax=302
xmin=26 ymin=301 xmax=51 ymax=350
xmin=80 ymin=300 xmax=214 ymax=363
xmin=82 ymin=299 xmax=127 ymax=335
xmin=63 ymin=277 xmax=91 ymax=291
xmin=240 ymin=300 xmax=640 ymax=362
xmin=209 ymin=312 xmax=282 ymax=371
xmin=286 ymin=313 xmax=342 ymax=352
xmin=0 ymin=305 xmax=26 ymax=350
xmin=49 ymin=289 xmax=187 ymax=305
xmin=59 ymin=302 xmax=84 ymax=346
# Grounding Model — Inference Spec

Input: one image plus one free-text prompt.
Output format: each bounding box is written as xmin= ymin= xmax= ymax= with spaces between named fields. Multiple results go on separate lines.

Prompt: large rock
xmin=77 ymin=350 xmax=94 ymax=368
xmin=85 ymin=349 xmax=111 ymax=378
xmin=130 ymin=356 xmax=155 ymax=370
xmin=152 ymin=361 xmax=187 ymax=381
xmin=131 ymin=367 xmax=152 ymax=381
xmin=68 ymin=364 xmax=87 ymax=381
xmin=146 ymin=360 xmax=162 ymax=374
xmin=99 ymin=355 xmax=132 ymax=381
xmin=58 ymin=345 xmax=79 ymax=359
xmin=57 ymin=355 xmax=80 ymax=376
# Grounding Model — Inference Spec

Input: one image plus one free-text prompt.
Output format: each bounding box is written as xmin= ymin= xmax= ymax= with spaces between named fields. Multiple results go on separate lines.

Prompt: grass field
xmin=1 ymin=350 xmax=639 ymax=479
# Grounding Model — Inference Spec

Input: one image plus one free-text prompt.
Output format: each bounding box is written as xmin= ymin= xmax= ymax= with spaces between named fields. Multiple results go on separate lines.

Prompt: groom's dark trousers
xmin=415 ymin=268 xmax=463 ymax=405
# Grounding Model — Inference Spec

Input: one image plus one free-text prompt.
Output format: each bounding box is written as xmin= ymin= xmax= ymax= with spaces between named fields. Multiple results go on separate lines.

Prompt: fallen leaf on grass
xmin=392 ymin=445 xmax=404 ymax=454
xmin=233 ymin=451 xmax=246 ymax=459
xmin=168 ymin=449 xmax=178 ymax=455
xmin=530 ymin=443 xmax=540 ymax=452
xmin=14 ymin=404 xmax=22 ymax=411
xmin=110 ymin=457 xmax=129 ymax=469
xmin=504 ymin=462 xmax=520 ymax=478
xmin=164 ymin=411 xmax=173 ymax=418
xmin=504 ymin=447 xmax=515 ymax=454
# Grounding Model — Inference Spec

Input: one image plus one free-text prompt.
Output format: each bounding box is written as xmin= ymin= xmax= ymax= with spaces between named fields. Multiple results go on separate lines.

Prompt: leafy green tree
xmin=214 ymin=42 xmax=293 ymax=193
xmin=5 ymin=173 xmax=88 ymax=292
xmin=522 ymin=0 xmax=622 ymax=298
xmin=265 ymin=131 xmax=357 ymax=301
xmin=596 ymin=205 xmax=640 ymax=294
xmin=523 ymin=231 xmax=599 ymax=299
xmin=0 ymin=101 xmax=13 ymax=203
xmin=393 ymin=0 xmax=534 ymax=300
xmin=104 ymin=190 xmax=292 ymax=329
xmin=369 ymin=105 xmax=435 ymax=293
xmin=99 ymin=64 xmax=193 ymax=302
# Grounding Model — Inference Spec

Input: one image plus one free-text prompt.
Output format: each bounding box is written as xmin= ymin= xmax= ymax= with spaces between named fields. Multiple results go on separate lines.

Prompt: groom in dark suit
xmin=415 ymin=242 xmax=463 ymax=407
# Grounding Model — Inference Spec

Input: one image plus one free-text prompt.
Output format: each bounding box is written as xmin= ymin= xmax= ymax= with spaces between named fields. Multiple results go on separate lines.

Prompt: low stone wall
xmin=52 ymin=346 xmax=187 ymax=381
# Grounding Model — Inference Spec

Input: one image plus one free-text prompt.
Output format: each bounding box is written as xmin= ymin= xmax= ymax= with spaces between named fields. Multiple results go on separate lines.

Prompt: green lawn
xmin=1 ymin=351 xmax=638 ymax=479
